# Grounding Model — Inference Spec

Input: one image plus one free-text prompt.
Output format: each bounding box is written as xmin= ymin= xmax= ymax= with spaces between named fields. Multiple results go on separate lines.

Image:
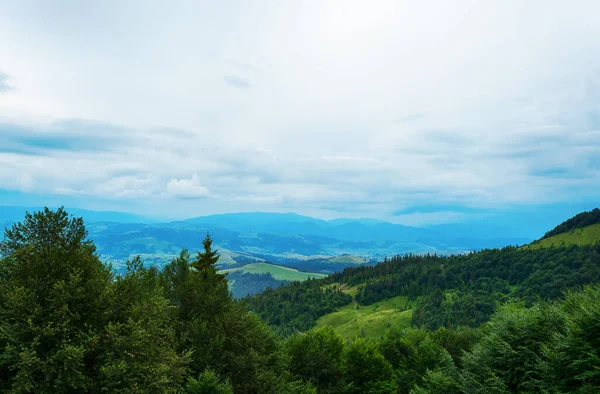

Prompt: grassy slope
xmin=316 ymin=295 xmax=412 ymax=340
xmin=526 ymin=223 xmax=600 ymax=249
xmin=317 ymin=222 xmax=600 ymax=340
xmin=220 ymin=262 xmax=327 ymax=281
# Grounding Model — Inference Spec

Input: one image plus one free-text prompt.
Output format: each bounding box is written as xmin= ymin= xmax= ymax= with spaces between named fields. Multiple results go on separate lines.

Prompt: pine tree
xmin=192 ymin=232 xmax=220 ymax=273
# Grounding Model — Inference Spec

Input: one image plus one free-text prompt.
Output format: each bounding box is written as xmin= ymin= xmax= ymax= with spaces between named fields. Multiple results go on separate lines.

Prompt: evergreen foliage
xmin=227 ymin=271 xmax=290 ymax=299
xmin=1 ymin=207 xmax=599 ymax=393
xmin=247 ymin=244 xmax=600 ymax=333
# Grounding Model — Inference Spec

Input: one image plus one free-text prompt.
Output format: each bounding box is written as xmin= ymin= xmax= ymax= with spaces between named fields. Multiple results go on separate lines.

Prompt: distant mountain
xmin=1 ymin=207 xmax=533 ymax=275
xmin=327 ymin=218 xmax=387 ymax=226
xmin=0 ymin=205 xmax=153 ymax=225
xmin=179 ymin=212 xmax=530 ymax=245
xmin=181 ymin=212 xmax=329 ymax=236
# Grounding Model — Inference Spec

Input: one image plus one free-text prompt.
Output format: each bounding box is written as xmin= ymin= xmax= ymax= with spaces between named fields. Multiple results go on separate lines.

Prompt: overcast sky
xmin=0 ymin=0 xmax=599 ymax=225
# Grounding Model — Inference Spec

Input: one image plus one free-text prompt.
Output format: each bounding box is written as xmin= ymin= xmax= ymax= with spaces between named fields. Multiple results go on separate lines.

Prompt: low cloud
xmin=0 ymin=71 xmax=13 ymax=92
xmin=223 ymin=75 xmax=249 ymax=88
xmin=166 ymin=174 xmax=211 ymax=199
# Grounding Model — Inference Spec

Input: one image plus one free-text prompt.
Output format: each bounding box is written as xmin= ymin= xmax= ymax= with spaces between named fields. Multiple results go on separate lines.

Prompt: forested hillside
xmin=1 ymin=207 xmax=599 ymax=393
xmin=247 ymin=242 xmax=600 ymax=334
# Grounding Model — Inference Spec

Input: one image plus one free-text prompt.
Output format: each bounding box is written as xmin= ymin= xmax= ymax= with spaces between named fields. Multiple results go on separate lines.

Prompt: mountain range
xmin=0 ymin=206 xmax=536 ymax=274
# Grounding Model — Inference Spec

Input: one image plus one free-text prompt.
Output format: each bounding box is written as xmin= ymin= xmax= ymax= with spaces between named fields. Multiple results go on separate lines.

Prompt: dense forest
xmin=247 ymin=245 xmax=600 ymax=334
xmin=1 ymin=207 xmax=599 ymax=393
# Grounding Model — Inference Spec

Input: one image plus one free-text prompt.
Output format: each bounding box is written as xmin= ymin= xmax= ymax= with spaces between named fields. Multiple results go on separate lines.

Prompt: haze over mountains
xmin=0 ymin=205 xmax=540 ymax=274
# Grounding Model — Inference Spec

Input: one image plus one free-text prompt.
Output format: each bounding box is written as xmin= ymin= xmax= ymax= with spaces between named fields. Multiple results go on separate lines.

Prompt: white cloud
xmin=166 ymin=174 xmax=210 ymax=199
xmin=0 ymin=1 xmax=599 ymax=224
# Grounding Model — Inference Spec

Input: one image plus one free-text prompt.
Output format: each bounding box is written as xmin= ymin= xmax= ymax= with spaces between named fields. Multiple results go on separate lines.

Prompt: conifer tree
xmin=192 ymin=232 xmax=220 ymax=272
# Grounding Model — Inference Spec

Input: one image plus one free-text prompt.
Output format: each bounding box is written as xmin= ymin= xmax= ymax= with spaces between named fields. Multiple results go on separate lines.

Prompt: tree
xmin=192 ymin=232 xmax=220 ymax=273
xmin=0 ymin=208 xmax=190 ymax=393
xmin=0 ymin=208 xmax=113 ymax=392
xmin=95 ymin=258 xmax=190 ymax=393
xmin=458 ymin=301 xmax=559 ymax=393
xmin=342 ymin=338 xmax=396 ymax=393
xmin=286 ymin=326 xmax=346 ymax=392
xmin=539 ymin=285 xmax=600 ymax=392
xmin=186 ymin=370 xmax=233 ymax=394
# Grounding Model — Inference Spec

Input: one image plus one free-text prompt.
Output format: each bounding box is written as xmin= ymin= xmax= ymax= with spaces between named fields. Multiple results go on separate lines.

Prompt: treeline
xmin=227 ymin=271 xmax=290 ymax=299
xmin=543 ymin=207 xmax=600 ymax=238
xmin=246 ymin=244 xmax=600 ymax=333
xmin=249 ymin=280 xmax=352 ymax=335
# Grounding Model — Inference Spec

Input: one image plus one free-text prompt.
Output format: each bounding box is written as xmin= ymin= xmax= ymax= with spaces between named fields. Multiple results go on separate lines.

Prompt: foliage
xmin=415 ymin=285 xmax=600 ymax=394
xmin=0 ymin=209 xmax=291 ymax=393
xmin=248 ymin=243 xmax=600 ymax=333
xmin=186 ymin=370 xmax=234 ymax=394
xmin=342 ymin=338 xmax=395 ymax=393
xmin=246 ymin=280 xmax=353 ymax=335
xmin=286 ymin=326 xmax=346 ymax=392
xmin=1 ymin=207 xmax=600 ymax=393
xmin=227 ymin=271 xmax=290 ymax=298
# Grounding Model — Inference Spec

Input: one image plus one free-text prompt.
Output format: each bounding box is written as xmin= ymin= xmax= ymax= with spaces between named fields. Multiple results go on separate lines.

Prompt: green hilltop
xmin=525 ymin=208 xmax=600 ymax=249
xmin=542 ymin=207 xmax=600 ymax=238
xmin=527 ymin=223 xmax=600 ymax=249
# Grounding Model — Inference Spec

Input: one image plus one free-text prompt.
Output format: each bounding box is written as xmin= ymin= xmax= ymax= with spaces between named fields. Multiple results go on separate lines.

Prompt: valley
xmin=0 ymin=206 xmax=540 ymax=297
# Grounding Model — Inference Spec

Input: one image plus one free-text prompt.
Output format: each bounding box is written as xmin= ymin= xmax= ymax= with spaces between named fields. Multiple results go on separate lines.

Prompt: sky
xmin=0 ymin=0 xmax=599 ymax=226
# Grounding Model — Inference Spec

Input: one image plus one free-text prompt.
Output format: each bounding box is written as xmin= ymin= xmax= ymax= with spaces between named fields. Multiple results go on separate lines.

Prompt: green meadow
xmin=316 ymin=295 xmax=412 ymax=340
xmin=526 ymin=223 xmax=600 ymax=249
xmin=220 ymin=262 xmax=327 ymax=281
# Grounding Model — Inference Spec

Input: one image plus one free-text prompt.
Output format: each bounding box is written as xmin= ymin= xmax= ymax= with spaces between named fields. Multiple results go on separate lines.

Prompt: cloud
xmin=166 ymin=174 xmax=211 ymax=199
xmin=392 ymin=113 xmax=426 ymax=124
xmin=0 ymin=119 xmax=131 ymax=154
xmin=0 ymin=109 xmax=598 ymax=224
xmin=1 ymin=2 xmax=600 ymax=223
xmin=0 ymin=71 xmax=13 ymax=92
xmin=223 ymin=75 xmax=249 ymax=88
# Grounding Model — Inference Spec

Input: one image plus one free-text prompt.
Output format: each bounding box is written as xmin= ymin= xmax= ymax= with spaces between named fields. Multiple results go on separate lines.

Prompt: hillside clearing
xmin=316 ymin=295 xmax=412 ymax=340
xmin=526 ymin=223 xmax=600 ymax=249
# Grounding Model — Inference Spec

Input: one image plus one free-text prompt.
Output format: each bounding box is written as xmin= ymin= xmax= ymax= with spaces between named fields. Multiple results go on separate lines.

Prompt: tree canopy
xmin=1 ymin=207 xmax=598 ymax=393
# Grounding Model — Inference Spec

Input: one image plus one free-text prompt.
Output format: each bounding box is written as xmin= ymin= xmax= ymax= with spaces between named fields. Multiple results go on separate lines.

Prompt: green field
xmin=526 ymin=223 xmax=600 ymax=249
xmin=220 ymin=262 xmax=327 ymax=281
xmin=316 ymin=295 xmax=412 ymax=340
